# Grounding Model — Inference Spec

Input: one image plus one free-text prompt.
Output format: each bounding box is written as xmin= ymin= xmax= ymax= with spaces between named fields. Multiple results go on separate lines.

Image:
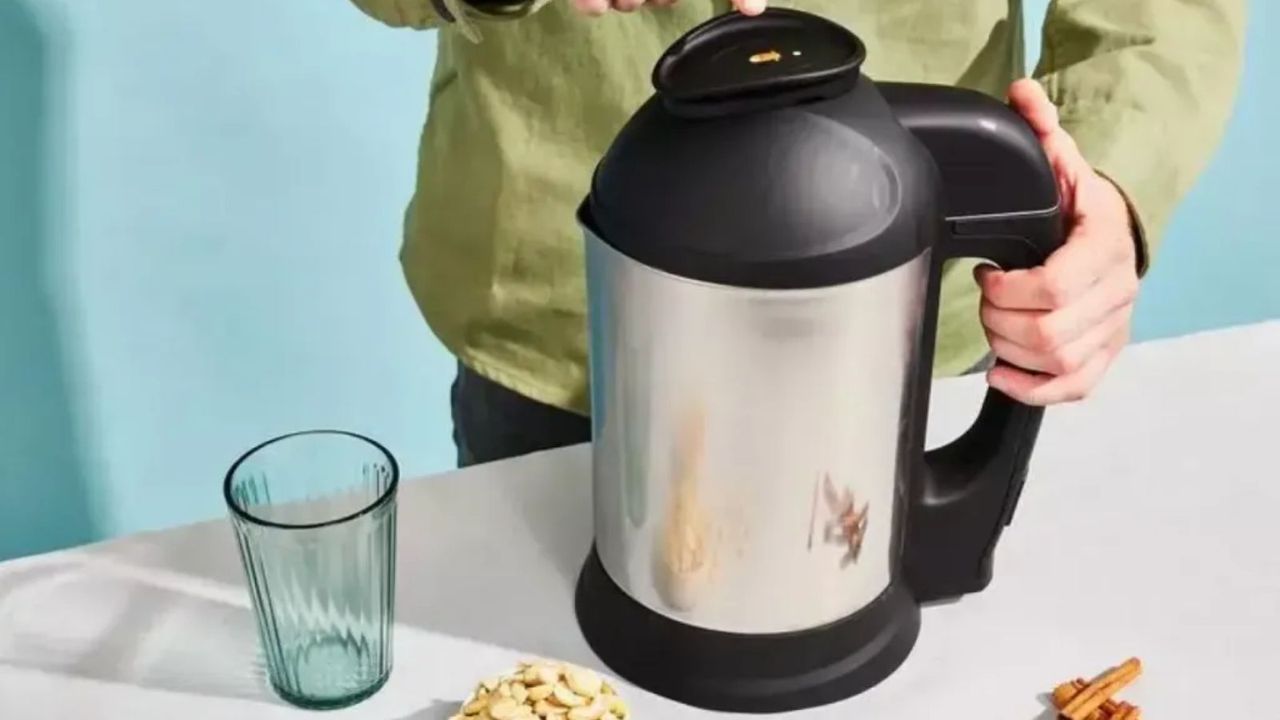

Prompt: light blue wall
xmin=1 ymin=0 xmax=1275 ymax=559
xmin=1026 ymin=0 xmax=1280 ymax=338
xmin=1 ymin=0 xmax=451 ymax=558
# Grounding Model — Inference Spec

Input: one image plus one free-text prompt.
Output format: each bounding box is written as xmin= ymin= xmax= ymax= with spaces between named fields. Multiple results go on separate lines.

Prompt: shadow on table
xmin=82 ymin=450 xmax=606 ymax=676
xmin=85 ymin=450 xmax=606 ymax=674
xmin=384 ymin=450 xmax=603 ymax=669
xmin=1029 ymin=692 xmax=1060 ymax=720
xmin=388 ymin=700 xmax=461 ymax=720
xmin=0 ymin=556 xmax=279 ymax=707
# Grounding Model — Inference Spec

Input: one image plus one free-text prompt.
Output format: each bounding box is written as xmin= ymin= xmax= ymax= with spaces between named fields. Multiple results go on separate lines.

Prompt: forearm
xmin=1034 ymin=0 xmax=1246 ymax=272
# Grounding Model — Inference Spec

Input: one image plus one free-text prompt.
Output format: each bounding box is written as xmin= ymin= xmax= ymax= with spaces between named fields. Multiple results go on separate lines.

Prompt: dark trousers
xmin=451 ymin=364 xmax=590 ymax=468
xmin=451 ymin=354 xmax=994 ymax=468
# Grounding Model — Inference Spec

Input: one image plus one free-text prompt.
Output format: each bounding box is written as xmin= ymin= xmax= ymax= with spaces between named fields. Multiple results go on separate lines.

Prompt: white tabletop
xmin=2 ymin=322 xmax=1277 ymax=719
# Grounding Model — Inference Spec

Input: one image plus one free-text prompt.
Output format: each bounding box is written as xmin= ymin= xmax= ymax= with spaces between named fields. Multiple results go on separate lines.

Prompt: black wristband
xmin=430 ymin=0 xmax=457 ymax=22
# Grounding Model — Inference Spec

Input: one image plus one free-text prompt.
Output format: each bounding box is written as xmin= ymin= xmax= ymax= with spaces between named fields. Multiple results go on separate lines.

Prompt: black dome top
xmin=582 ymin=9 xmax=937 ymax=290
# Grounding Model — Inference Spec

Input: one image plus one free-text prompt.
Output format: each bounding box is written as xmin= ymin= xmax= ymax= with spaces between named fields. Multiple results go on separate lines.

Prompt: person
xmin=346 ymin=0 xmax=1244 ymax=467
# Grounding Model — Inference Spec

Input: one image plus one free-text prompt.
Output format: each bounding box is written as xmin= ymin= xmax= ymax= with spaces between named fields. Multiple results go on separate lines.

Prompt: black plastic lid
xmin=655 ymin=9 xmax=865 ymax=118
xmin=584 ymin=9 xmax=932 ymax=290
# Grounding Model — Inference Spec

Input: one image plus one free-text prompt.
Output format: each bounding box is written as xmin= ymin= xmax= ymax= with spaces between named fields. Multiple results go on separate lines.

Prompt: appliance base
xmin=574 ymin=546 xmax=921 ymax=714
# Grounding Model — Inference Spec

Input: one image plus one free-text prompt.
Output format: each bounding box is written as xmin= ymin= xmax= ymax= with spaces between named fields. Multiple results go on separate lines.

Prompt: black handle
xmin=883 ymin=82 xmax=1064 ymax=602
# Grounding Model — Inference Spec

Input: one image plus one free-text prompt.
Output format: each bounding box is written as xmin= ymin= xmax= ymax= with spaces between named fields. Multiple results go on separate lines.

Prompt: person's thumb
xmin=733 ymin=0 xmax=767 ymax=15
xmin=1011 ymin=79 xmax=1097 ymax=222
xmin=1007 ymin=78 xmax=1059 ymax=139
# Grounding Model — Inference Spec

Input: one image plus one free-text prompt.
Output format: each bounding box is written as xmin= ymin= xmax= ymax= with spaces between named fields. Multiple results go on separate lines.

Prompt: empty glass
xmin=224 ymin=430 xmax=398 ymax=709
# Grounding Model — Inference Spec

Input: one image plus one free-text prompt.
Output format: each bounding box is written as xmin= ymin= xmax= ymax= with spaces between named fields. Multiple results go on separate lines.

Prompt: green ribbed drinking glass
xmin=224 ymin=430 xmax=398 ymax=710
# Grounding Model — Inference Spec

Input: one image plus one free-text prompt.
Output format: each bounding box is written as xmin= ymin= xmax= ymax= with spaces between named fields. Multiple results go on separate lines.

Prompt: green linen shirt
xmin=348 ymin=0 xmax=1245 ymax=415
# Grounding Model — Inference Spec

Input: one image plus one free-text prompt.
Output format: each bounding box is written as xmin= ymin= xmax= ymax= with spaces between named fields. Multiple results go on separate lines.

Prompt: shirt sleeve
xmin=347 ymin=0 xmax=551 ymax=31
xmin=1033 ymin=0 xmax=1247 ymax=274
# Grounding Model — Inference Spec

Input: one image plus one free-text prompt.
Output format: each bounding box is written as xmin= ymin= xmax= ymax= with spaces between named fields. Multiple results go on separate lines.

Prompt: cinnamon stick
xmin=1052 ymin=680 xmax=1079 ymax=708
xmin=1114 ymin=703 xmax=1142 ymax=720
xmin=1061 ymin=658 xmax=1142 ymax=720
xmin=1053 ymin=678 xmax=1120 ymax=716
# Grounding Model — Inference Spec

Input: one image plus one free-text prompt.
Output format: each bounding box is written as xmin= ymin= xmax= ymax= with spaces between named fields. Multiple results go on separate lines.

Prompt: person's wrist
xmin=1096 ymin=171 xmax=1149 ymax=277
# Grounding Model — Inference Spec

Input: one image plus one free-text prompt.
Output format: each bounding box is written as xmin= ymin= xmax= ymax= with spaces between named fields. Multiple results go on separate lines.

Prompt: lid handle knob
xmin=653 ymin=9 xmax=866 ymax=118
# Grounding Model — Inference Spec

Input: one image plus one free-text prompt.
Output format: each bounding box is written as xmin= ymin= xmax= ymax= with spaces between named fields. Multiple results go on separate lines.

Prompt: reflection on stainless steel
xmin=653 ymin=402 xmax=713 ymax=611
xmin=587 ymin=233 xmax=930 ymax=634
xmin=820 ymin=474 xmax=871 ymax=567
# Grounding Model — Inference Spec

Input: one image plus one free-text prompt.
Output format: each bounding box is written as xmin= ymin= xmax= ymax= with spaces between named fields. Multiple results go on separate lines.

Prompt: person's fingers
xmin=978 ymin=168 xmax=1138 ymax=315
xmin=573 ymin=0 xmax=610 ymax=15
xmin=1043 ymin=130 xmax=1090 ymax=213
xmin=1007 ymin=79 xmax=1058 ymax=139
xmin=988 ymin=332 xmax=1125 ymax=406
xmin=975 ymin=257 xmax=1093 ymax=313
xmin=975 ymin=248 xmax=1102 ymax=313
xmin=984 ymin=302 xmax=1131 ymax=376
xmin=976 ymin=213 xmax=1133 ymax=315
xmin=1007 ymin=78 xmax=1092 ymax=216
xmin=980 ymin=262 xmax=1138 ymax=353
xmin=576 ymin=0 xmax=759 ymax=19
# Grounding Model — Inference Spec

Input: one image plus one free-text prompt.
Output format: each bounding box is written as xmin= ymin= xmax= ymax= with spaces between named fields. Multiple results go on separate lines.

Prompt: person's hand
xmin=572 ymin=0 xmax=765 ymax=15
xmin=975 ymin=79 xmax=1140 ymax=406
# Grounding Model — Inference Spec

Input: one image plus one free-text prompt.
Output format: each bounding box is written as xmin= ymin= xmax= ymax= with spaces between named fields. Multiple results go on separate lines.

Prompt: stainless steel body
xmin=586 ymin=233 xmax=931 ymax=635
